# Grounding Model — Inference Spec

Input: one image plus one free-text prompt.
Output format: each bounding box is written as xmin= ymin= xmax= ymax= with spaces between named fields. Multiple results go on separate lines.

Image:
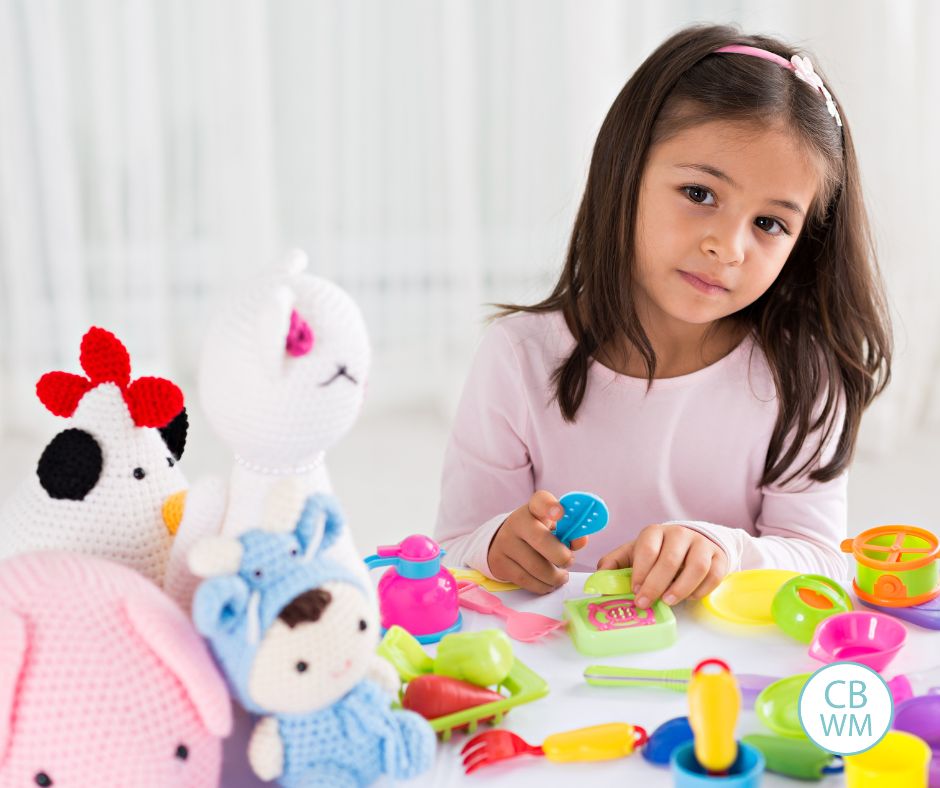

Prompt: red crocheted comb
xmin=35 ymin=327 xmax=184 ymax=428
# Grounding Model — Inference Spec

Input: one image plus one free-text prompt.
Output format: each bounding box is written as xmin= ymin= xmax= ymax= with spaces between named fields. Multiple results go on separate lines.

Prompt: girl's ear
xmin=294 ymin=493 xmax=345 ymax=555
xmin=124 ymin=593 xmax=232 ymax=737
xmin=0 ymin=605 xmax=27 ymax=762
xmin=192 ymin=575 xmax=251 ymax=640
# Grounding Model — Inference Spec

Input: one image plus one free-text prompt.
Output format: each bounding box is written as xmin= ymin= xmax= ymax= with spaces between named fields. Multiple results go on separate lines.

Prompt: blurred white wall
xmin=1 ymin=0 xmax=939 ymax=461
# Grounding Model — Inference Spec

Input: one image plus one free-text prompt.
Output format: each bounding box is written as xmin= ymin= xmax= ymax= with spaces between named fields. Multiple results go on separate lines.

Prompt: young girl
xmin=434 ymin=24 xmax=892 ymax=607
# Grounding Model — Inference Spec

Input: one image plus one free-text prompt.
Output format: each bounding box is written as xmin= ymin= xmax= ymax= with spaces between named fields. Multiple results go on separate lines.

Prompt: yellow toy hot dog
xmin=688 ymin=658 xmax=741 ymax=773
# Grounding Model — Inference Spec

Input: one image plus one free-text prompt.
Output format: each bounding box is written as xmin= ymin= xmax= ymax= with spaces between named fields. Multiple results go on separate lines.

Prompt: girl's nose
xmin=701 ymin=221 xmax=746 ymax=266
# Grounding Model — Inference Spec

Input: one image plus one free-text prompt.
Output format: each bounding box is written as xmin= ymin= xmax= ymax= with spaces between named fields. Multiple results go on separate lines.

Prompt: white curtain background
xmin=1 ymin=0 xmax=938 ymax=456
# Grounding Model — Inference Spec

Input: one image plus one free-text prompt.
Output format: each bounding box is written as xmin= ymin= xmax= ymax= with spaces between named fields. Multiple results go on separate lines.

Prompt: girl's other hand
xmin=487 ymin=490 xmax=588 ymax=594
xmin=596 ymin=523 xmax=728 ymax=608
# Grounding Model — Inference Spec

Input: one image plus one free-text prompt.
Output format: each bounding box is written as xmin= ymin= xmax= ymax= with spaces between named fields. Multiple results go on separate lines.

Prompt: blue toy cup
xmin=671 ymin=742 xmax=765 ymax=787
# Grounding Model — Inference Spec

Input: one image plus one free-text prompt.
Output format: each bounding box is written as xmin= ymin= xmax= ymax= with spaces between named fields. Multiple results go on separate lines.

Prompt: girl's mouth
xmin=678 ymin=270 xmax=729 ymax=295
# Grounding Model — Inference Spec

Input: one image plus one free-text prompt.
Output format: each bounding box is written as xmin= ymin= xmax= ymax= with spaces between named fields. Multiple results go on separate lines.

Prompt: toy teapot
xmin=365 ymin=535 xmax=462 ymax=643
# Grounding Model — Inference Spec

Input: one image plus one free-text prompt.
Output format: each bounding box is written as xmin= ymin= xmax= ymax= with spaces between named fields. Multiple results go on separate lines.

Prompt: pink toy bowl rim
xmin=808 ymin=610 xmax=907 ymax=671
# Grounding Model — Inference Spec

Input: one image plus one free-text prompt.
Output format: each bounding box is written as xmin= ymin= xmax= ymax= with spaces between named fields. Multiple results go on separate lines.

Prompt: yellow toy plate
xmin=450 ymin=569 xmax=520 ymax=592
xmin=702 ymin=569 xmax=799 ymax=626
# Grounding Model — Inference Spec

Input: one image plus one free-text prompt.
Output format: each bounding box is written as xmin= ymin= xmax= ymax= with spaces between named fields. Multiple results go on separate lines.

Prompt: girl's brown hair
xmin=498 ymin=24 xmax=891 ymax=486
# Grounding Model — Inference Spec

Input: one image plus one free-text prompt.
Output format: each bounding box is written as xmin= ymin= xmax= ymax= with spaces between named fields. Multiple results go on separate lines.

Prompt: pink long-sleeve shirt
xmin=434 ymin=310 xmax=849 ymax=581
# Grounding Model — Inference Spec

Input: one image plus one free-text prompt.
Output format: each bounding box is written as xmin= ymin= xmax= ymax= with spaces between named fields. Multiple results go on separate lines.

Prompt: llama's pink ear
xmin=124 ymin=594 xmax=232 ymax=737
xmin=0 ymin=605 xmax=28 ymax=762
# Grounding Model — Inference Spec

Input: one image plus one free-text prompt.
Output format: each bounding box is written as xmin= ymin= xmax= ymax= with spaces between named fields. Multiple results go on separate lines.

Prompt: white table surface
xmin=222 ymin=572 xmax=938 ymax=787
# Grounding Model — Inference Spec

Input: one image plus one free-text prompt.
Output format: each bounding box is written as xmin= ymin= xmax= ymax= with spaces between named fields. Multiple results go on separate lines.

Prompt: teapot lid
xmin=377 ymin=534 xmax=441 ymax=563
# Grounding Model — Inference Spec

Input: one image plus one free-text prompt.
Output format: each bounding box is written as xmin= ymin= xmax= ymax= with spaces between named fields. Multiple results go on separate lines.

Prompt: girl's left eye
xmin=754 ymin=216 xmax=789 ymax=237
xmin=682 ymin=185 xmax=715 ymax=205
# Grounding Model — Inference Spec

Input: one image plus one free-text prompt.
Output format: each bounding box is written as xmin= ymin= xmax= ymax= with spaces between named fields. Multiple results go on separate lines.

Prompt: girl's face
xmin=633 ymin=119 xmax=821 ymax=333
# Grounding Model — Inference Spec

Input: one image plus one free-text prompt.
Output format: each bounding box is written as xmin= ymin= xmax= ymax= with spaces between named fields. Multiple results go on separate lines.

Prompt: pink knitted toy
xmin=0 ymin=551 xmax=232 ymax=786
xmin=0 ymin=327 xmax=188 ymax=585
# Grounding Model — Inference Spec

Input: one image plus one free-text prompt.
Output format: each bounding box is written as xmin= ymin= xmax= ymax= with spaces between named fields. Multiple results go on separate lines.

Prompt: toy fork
xmin=460 ymin=723 xmax=648 ymax=774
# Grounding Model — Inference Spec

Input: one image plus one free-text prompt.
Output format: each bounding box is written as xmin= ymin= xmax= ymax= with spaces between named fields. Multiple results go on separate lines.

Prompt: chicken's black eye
xmin=34 ymin=774 xmax=53 ymax=787
xmin=296 ymin=661 xmax=308 ymax=673
xmin=289 ymin=547 xmax=299 ymax=557
xmin=252 ymin=569 xmax=263 ymax=579
xmin=175 ymin=743 xmax=189 ymax=761
xmin=133 ymin=467 xmax=146 ymax=480
xmin=358 ymin=619 xmax=367 ymax=631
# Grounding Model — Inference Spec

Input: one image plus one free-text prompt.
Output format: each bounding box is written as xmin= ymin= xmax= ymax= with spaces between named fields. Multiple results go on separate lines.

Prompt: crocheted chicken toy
xmin=190 ymin=493 xmax=435 ymax=787
xmin=165 ymin=249 xmax=370 ymax=608
xmin=0 ymin=327 xmax=188 ymax=585
xmin=0 ymin=551 xmax=232 ymax=786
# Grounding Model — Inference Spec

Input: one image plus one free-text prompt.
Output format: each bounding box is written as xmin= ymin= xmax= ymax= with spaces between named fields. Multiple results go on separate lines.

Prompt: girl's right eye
xmin=682 ymin=185 xmax=715 ymax=205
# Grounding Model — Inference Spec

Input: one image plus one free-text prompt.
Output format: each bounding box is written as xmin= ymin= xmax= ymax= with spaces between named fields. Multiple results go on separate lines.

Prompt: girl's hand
xmin=597 ymin=523 xmax=728 ymax=609
xmin=487 ymin=490 xmax=588 ymax=594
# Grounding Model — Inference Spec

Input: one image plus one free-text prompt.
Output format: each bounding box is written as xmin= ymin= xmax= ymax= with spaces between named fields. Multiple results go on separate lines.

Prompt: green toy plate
xmin=755 ymin=674 xmax=812 ymax=738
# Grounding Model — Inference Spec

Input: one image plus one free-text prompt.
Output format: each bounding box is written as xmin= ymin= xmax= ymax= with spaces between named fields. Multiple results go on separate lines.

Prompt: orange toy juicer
xmin=841 ymin=525 xmax=940 ymax=607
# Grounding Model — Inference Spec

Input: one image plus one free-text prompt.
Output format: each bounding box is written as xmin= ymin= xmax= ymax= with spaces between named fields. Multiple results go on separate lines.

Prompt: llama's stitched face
xmin=199 ymin=272 xmax=371 ymax=468
xmin=246 ymin=581 xmax=378 ymax=713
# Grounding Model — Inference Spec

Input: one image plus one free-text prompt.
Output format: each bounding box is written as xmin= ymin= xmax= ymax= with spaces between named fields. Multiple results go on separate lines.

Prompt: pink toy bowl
xmin=365 ymin=535 xmax=462 ymax=644
xmin=808 ymin=611 xmax=907 ymax=672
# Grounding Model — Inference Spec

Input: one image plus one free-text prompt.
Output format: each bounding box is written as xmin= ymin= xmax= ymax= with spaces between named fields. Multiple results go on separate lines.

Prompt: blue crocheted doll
xmin=190 ymin=492 xmax=436 ymax=787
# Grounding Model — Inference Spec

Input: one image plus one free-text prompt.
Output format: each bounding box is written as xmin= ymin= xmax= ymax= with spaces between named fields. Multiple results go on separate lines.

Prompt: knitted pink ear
xmin=285 ymin=309 xmax=314 ymax=357
xmin=123 ymin=595 xmax=232 ymax=738
xmin=0 ymin=606 xmax=27 ymax=762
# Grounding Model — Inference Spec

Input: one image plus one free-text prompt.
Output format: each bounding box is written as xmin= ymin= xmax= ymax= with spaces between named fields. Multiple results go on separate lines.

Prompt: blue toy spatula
xmin=554 ymin=491 xmax=609 ymax=547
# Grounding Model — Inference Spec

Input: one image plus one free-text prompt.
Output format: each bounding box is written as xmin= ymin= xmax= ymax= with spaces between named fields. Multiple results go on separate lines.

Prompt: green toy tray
xmin=564 ymin=568 xmax=678 ymax=657
xmin=380 ymin=627 xmax=549 ymax=741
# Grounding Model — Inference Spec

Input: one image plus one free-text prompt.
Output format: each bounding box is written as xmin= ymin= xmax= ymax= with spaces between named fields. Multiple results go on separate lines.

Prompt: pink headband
xmin=713 ymin=44 xmax=843 ymax=128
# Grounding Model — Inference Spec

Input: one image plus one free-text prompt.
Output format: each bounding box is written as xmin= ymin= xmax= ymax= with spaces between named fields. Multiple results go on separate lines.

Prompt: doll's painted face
xmin=633 ymin=119 xmax=820 ymax=332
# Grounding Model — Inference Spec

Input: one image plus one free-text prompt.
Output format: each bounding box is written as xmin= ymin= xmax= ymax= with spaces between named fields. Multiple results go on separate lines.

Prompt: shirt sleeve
xmin=434 ymin=321 xmax=536 ymax=576
xmin=674 ymin=398 xmax=851 ymax=581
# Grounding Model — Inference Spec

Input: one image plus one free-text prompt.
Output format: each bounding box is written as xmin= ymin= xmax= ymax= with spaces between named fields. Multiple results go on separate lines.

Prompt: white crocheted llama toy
xmin=0 ymin=327 xmax=188 ymax=585
xmin=165 ymin=250 xmax=371 ymax=608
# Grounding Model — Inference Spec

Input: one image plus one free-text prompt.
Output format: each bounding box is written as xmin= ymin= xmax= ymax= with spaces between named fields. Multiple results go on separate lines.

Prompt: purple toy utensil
xmin=582 ymin=666 xmax=777 ymax=709
xmin=457 ymin=583 xmax=566 ymax=642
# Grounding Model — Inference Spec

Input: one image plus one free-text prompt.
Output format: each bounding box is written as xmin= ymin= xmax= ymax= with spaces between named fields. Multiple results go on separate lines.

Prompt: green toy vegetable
xmin=434 ymin=629 xmax=514 ymax=686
